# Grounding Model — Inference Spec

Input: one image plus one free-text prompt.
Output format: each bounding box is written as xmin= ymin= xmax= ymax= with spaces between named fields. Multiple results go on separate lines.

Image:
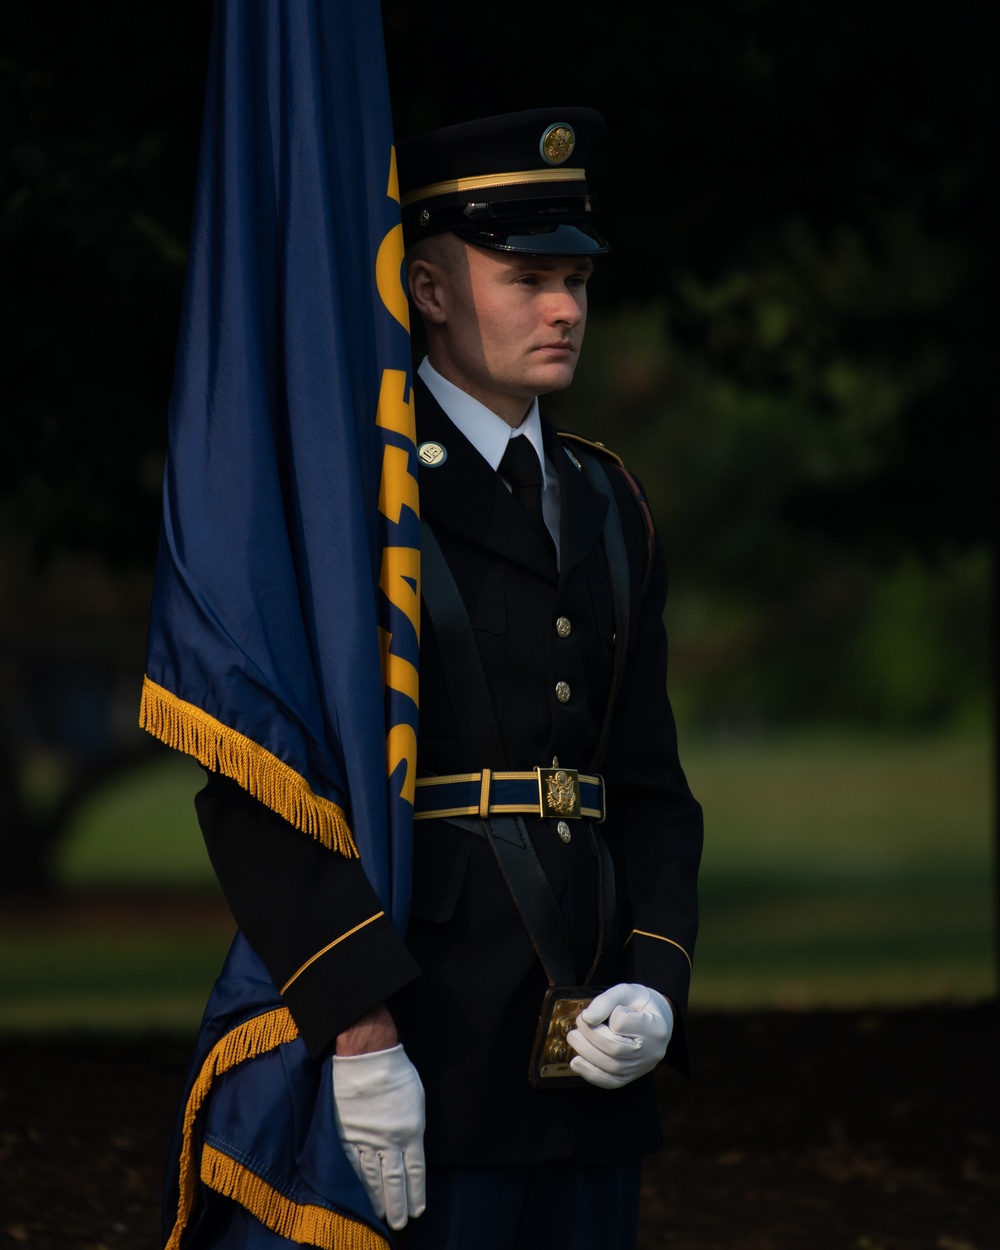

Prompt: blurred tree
xmin=390 ymin=0 xmax=992 ymax=561
xmin=1 ymin=3 xmax=210 ymax=570
xmin=1 ymin=3 xmax=210 ymax=891
xmin=1 ymin=0 xmax=992 ymax=890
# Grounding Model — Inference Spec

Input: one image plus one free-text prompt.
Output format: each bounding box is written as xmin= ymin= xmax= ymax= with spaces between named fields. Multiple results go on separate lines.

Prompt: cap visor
xmin=452 ymin=221 xmax=609 ymax=256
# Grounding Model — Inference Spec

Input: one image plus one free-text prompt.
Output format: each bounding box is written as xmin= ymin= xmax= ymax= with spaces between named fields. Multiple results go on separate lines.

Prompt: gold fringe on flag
xmin=165 ymin=1006 xmax=301 ymax=1250
xmin=201 ymin=1144 xmax=391 ymax=1250
xmin=140 ymin=675 xmax=357 ymax=857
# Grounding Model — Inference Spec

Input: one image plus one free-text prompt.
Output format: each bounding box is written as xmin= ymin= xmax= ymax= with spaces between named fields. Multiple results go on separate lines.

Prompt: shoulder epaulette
xmin=557 ymin=431 xmax=625 ymax=470
xmin=557 ymin=432 xmax=656 ymax=594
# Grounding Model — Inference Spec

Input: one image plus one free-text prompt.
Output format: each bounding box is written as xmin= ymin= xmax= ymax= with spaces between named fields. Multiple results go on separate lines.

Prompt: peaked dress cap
xmin=397 ymin=107 xmax=608 ymax=255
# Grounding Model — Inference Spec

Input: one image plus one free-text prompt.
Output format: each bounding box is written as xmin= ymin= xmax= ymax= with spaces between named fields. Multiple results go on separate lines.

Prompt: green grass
xmin=2 ymin=755 xmax=230 ymax=1033
xmin=0 ymin=931 xmax=227 ymax=1033
xmin=53 ymin=754 xmax=214 ymax=887
xmin=0 ymin=732 xmax=994 ymax=1032
xmin=683 ymin=731 xmax=996 ymax=1009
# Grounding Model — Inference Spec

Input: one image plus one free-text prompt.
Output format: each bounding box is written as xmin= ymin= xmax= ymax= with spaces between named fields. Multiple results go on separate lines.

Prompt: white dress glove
xmin=566 ymin=983 xmax=674 ymax=1090
xmin=331 ymin=1043 xmax=426 ymax=1230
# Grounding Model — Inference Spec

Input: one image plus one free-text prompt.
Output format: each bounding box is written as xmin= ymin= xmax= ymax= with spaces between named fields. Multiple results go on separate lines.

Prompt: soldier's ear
xmin=407 ymin=258 xmax=448 ymax=325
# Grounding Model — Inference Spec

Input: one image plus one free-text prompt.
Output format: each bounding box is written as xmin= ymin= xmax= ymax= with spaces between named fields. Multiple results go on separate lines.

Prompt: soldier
xmin=195 ymin=108 xmax=702 ymax=1250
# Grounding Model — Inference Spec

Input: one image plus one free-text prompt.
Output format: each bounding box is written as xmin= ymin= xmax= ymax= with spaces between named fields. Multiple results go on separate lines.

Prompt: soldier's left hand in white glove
xmin=566 ymin=983 xmax=673 ymax=1090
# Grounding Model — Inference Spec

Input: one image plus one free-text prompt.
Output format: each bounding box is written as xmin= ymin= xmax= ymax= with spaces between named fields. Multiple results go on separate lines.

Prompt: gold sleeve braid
xmin=624 ymin=929 xmax=693 ymax=974
xmin=280 ymin=911 xmax=385 ymax=994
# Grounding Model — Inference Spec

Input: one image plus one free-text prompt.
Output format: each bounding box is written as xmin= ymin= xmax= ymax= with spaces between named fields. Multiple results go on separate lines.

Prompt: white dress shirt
xmin=418 ymin=357 xmax=561 ymax=562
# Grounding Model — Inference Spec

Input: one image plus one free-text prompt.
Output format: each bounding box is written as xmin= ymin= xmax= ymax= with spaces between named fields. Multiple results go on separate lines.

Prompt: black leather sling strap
xmin=419 ymin=521 xmax=576 ymax=986
xmin=419 ymin=449 xmax=634 ymax=989
xmin=418 ymin=521 xmax=507 ymax=767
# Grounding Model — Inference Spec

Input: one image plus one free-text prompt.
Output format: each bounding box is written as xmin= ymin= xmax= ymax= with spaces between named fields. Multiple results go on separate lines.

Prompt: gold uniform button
xmin=555 ymin=681 xmax=571 ymax=703
xmin=557 ymin=820 xmax=572 ymax=844
xmin=556 ymin=616 xmax=572 ymax=638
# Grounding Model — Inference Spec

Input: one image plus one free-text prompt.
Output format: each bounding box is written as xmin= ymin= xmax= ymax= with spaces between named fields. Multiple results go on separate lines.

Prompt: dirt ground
xmin=1 ymin=1002 xmax=995 ymax=1250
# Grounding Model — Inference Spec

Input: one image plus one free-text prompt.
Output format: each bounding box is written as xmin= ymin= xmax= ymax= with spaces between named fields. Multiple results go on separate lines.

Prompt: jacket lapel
xmin=541 ymin=417 xmax=609 ymax=582
xmin=415 ymin=377 xmax=559 ymax=583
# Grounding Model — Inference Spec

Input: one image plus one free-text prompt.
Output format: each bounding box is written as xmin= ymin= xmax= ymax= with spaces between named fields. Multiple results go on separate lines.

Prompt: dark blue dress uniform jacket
xmin=197 ymin=376 xmax=703 ymax=1168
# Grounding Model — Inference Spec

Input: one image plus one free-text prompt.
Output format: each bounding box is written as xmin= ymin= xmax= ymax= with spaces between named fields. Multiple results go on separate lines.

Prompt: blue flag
xmin=141 ymin=2 xmax=418 ymax=1245
xmin=141 ymin=0 xmax=418 ymax=922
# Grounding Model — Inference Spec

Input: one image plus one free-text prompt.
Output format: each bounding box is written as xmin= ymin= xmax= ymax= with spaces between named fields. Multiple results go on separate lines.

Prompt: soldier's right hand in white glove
xmin=332 ymin=1043 xmax=426 ymax=1230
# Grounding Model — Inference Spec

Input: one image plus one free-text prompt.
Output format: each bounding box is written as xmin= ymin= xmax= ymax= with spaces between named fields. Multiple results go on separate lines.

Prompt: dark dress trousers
xmin=196 ymin=376 xmax=703 ymax=1169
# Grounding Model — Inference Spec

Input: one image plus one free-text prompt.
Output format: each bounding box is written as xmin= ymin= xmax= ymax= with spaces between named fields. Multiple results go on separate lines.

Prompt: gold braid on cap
xmin=401 ymin=167 xmax=586 ymax=209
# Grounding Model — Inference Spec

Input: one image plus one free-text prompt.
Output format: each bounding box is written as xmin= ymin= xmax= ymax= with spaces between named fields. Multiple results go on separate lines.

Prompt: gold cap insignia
xmin=540 ymin=123 xmax=576 ymax=167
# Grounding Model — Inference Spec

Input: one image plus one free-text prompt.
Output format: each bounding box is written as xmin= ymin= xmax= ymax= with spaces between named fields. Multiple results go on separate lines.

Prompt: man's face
xmin=413 ymin=239 xmax=593 ymax=425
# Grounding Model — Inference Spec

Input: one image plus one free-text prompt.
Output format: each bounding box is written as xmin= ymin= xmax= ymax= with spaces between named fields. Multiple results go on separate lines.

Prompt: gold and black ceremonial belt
xmin=414 ymin=766 xmax=605 ymax=823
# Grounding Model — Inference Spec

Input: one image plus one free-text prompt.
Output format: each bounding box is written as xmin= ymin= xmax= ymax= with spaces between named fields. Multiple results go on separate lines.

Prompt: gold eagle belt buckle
xmin=537 ymin=765 xmax=581 ymax=820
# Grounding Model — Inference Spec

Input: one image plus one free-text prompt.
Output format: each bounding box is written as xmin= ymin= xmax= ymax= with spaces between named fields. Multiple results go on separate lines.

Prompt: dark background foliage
xmin=0 ymin=0 xmax=994 ymax=888
xmin=2 ymin=1 xmax=992 ymax=565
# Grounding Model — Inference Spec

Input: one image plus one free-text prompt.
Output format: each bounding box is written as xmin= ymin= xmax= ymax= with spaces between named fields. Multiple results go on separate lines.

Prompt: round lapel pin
xmin=417 ymin=441 xmax=448 ymax=467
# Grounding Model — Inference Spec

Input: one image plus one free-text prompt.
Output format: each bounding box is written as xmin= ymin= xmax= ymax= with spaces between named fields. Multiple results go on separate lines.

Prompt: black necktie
xmin=499 ymin=436 xmax=556 ymax=560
